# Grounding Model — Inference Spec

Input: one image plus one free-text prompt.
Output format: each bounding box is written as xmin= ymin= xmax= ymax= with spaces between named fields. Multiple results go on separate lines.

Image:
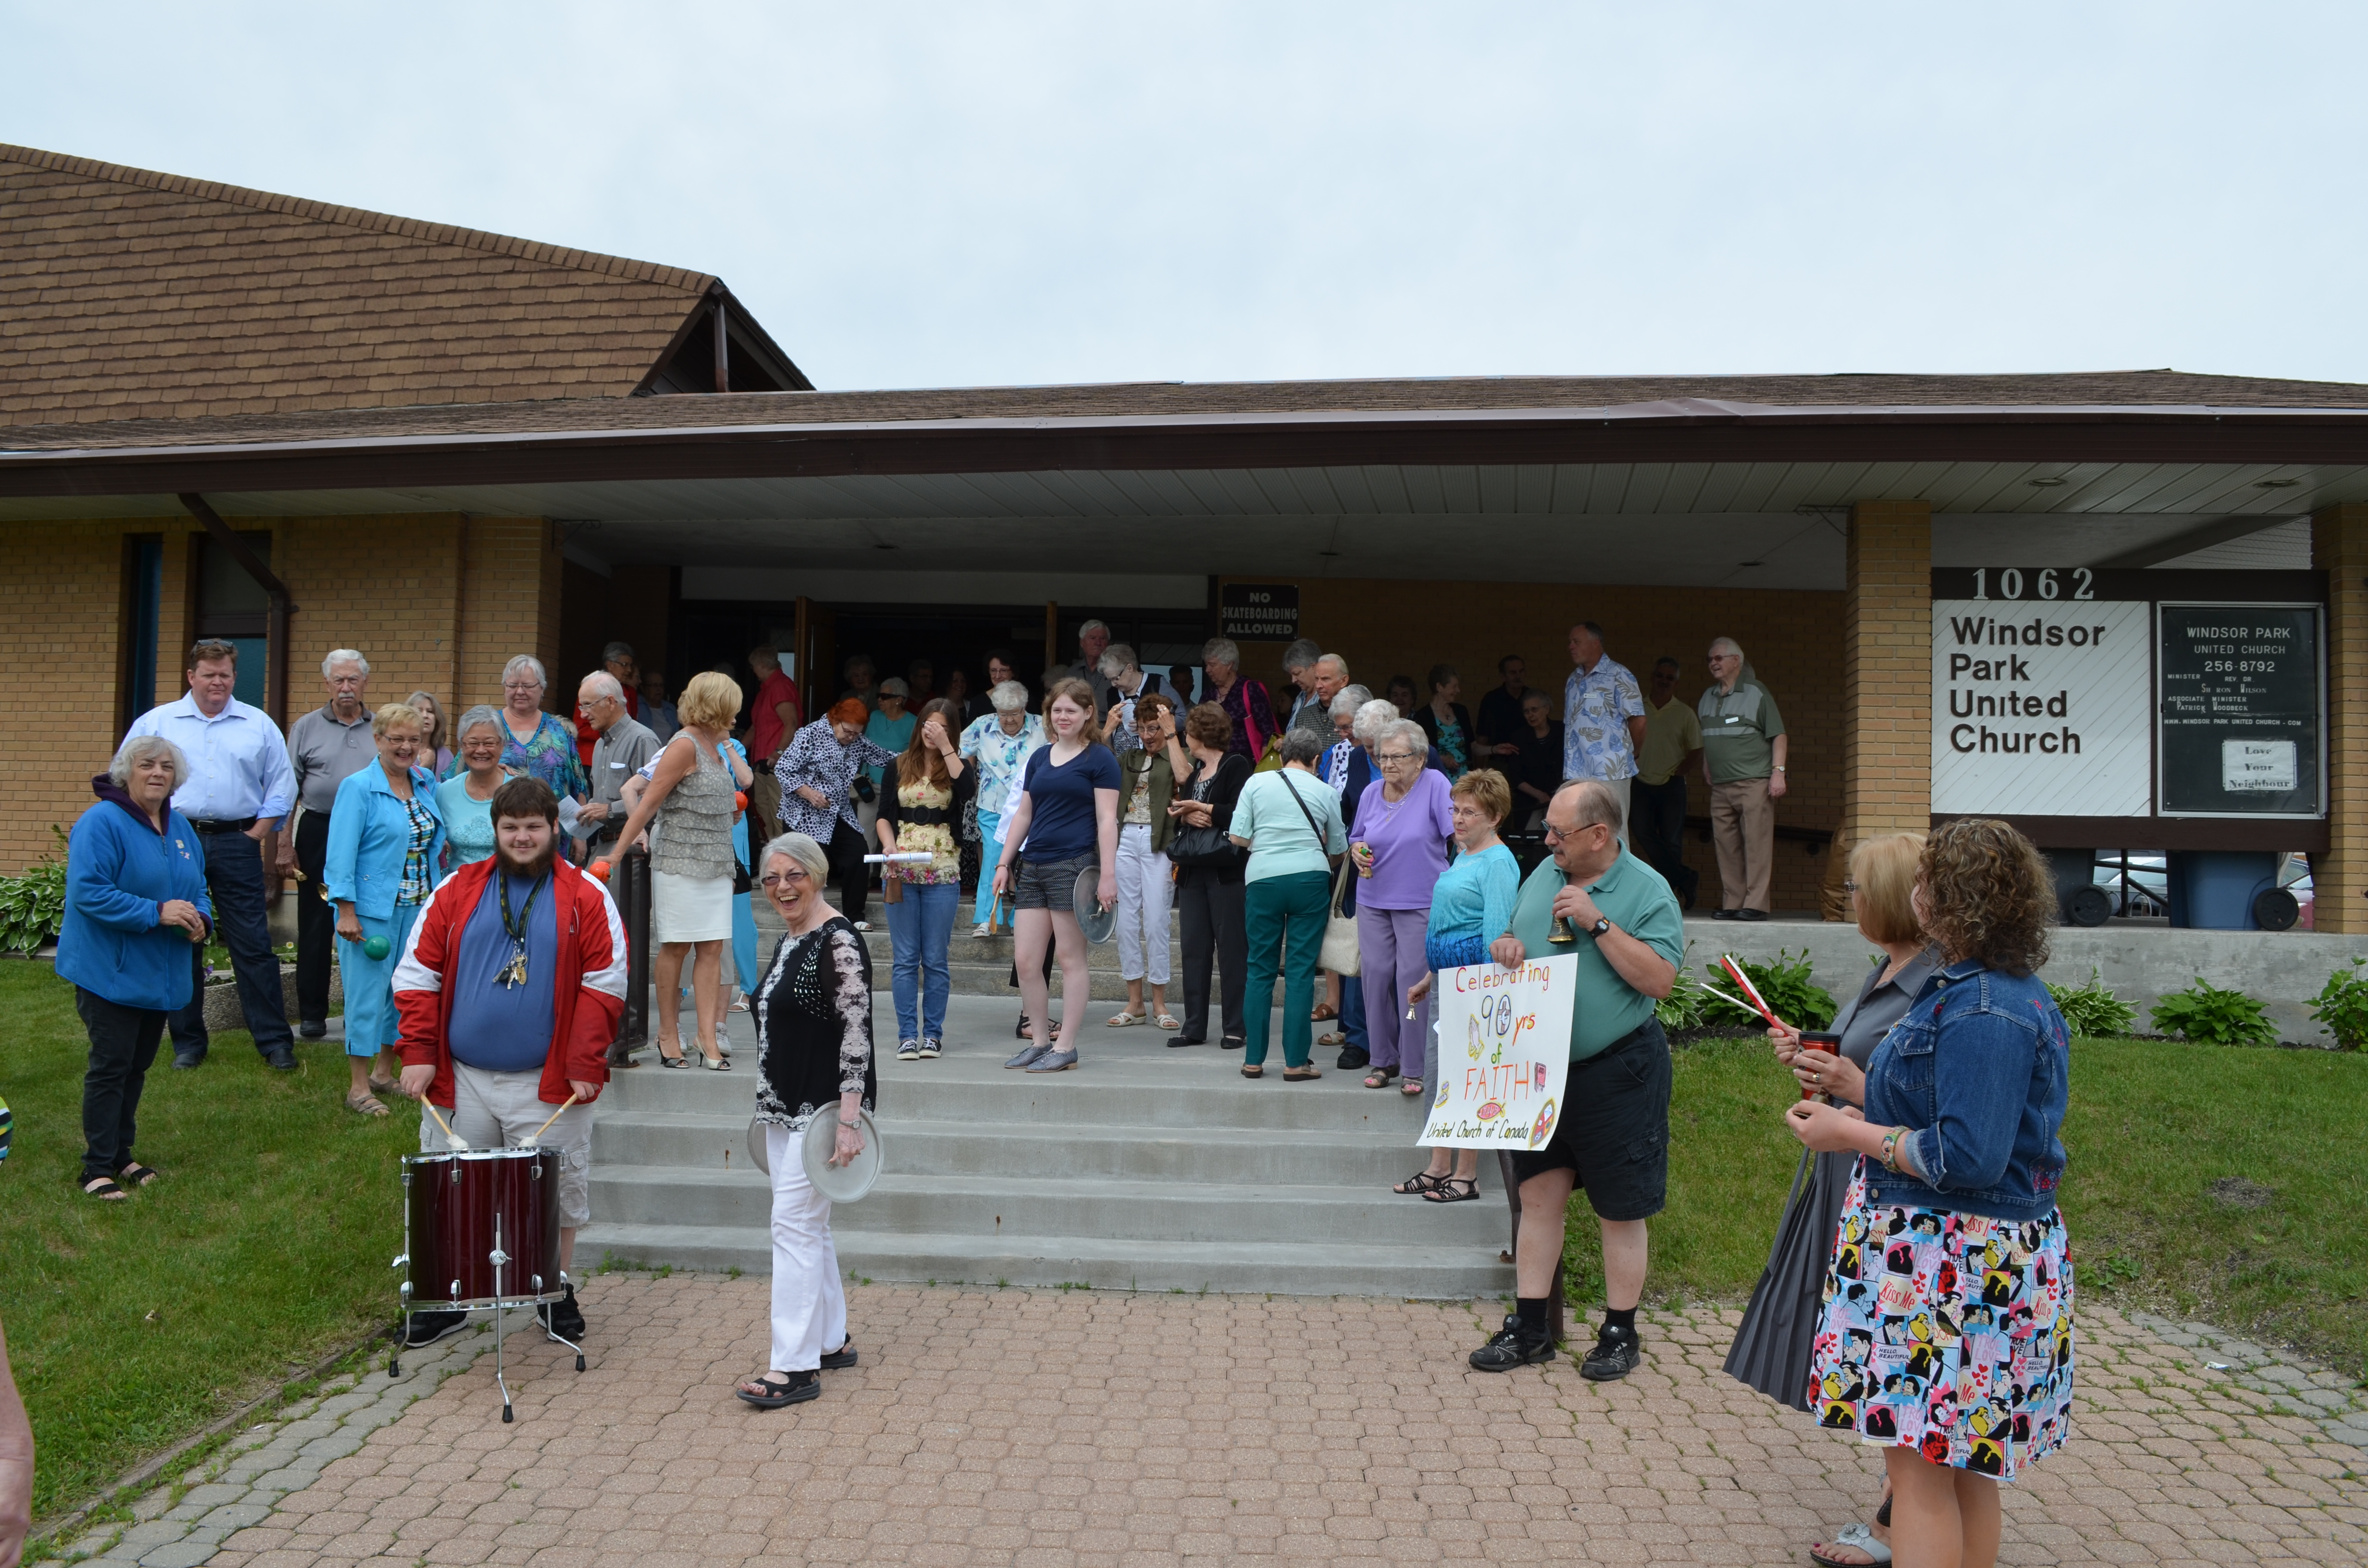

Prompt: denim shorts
xmin=1012 ymin=852 xmax=1096 ymax=912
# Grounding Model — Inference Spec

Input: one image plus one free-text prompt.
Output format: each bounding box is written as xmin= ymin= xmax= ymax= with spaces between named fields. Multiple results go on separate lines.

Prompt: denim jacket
xmin=1862 ymin=957 xmax=2070 ymax=1222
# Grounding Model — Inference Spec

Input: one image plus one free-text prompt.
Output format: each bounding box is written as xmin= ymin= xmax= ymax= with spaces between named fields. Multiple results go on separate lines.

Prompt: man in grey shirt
xmin=578 ymin=671 xmax=659 ymax=846
xmin=281 ymin=649 xmax=379 ymax=1038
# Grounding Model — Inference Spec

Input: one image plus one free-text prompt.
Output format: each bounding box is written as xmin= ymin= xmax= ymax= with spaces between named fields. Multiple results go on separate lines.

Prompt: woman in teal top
xmin=863 ymin=680 xmax=918 ymax=795
xmin=1398 ymin=770 xmax=1521 ymax=1200
xmin=435 ymin=706 xmax=506 ymax=870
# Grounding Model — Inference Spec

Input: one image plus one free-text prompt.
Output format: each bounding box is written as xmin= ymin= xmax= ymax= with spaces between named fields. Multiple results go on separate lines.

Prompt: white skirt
xmin=653 ymin=869 xmax=734 ymax=943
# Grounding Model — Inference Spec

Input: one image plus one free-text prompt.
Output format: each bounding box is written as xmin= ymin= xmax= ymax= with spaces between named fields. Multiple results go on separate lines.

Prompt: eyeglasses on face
xmin=503 ymin=681 xmax=543 ymax=692
xmin=759 ymin=868 xmax=813 ymax=888
xmin=1541 ymin=820 xmax=1605 ymax=843
xmin=1376 ymin=751 xmax=1418 ymax=764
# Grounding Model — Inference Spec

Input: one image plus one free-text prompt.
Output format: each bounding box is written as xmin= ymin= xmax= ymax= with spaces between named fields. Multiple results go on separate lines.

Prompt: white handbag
xmin=1320 ymin=858 xmax=1361 ymax=977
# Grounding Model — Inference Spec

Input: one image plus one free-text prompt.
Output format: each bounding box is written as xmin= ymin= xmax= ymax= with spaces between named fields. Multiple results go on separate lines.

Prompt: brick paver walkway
xmin=105 ymin=1276 xmax=2368 ymax=1566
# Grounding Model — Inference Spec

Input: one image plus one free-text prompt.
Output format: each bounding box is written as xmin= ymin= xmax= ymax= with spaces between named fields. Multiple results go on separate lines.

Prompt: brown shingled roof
xmin=0 ymin=143 xmax=803 ymax=427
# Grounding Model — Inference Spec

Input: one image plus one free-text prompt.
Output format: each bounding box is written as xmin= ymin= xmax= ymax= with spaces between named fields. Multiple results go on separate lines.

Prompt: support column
xmin=1825 ymin=500 xmax=1934 ymax=919
xmin=2312 ymin=504 xmax=2367 ymax=934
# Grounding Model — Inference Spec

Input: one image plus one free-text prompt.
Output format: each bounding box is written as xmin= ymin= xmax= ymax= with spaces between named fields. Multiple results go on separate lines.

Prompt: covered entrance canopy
xmin=5 ymin=369 xmax=2366 ymax=925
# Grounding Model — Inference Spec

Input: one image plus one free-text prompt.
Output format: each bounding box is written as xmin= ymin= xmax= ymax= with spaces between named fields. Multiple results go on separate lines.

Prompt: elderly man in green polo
xmin=1468 ymin=778 xmax=1684 ymax=1382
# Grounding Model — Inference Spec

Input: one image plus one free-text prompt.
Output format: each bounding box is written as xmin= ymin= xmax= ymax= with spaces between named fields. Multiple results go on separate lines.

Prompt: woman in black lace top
xmin=736 ymin=830 xmax=877 ymax=1409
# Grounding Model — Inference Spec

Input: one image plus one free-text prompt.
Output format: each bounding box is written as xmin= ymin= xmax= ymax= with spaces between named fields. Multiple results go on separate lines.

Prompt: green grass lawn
xmin=1568 ymin=1033 xmax=2368 ymax=1382
xmin=0 ymin=961 xmax=413 ymax=1523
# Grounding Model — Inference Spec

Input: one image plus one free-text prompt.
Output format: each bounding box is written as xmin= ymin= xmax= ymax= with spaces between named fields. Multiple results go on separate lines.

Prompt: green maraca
xmin=362 ymin=934 xmax=391 ymax=961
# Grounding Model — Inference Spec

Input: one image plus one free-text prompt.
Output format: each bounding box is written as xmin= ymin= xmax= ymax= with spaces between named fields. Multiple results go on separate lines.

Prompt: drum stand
xmin=391 ymin=1205 xmax=585 ymax=1423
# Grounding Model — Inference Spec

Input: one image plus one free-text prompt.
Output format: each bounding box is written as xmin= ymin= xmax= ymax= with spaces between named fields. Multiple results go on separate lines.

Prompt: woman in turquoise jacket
xmin=59 ymin=735 xmax=213 ymax=1200
xmin=324 ymin=702 xmax=446 ymax=1117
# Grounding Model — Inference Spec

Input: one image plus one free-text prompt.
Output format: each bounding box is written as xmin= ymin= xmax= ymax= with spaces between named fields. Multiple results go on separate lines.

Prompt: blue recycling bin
xmin=2164 ymin=851 xmax=2282 ymax=931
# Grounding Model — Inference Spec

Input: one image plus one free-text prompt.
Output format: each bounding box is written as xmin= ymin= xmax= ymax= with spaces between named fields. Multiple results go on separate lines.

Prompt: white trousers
xmin=765 ymin=1123 xmax=848 ymax=1373
xmin=1114 ymin=822 xmax=1173 ymax=985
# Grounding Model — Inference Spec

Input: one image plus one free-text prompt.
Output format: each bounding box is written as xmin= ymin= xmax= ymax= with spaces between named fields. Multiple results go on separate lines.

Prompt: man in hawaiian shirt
xmin=1560 ymin=622 xmax=1647 ymax=836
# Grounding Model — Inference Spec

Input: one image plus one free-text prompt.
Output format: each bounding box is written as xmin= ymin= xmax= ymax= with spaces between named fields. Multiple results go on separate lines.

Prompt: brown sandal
xmin=1282 ymin=1065 xmax=1322 ymax=1081
xmin=1240 ymin=1064 xmax=1263 ymax=1078
xmin=1309 ymin=1003 xmax=1338 ymax=1022
xmin=345 ymin=1092 xmax=390 ymax=1117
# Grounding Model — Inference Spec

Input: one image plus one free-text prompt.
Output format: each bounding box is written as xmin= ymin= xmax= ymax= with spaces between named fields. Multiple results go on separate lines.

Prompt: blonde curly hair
xmin=1919 ymin=819 xmax=2054 ymax=977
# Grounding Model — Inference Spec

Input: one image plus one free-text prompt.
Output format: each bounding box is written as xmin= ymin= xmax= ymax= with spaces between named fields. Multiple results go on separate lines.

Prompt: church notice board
xmin=1929 ymin=568 xmax=2325 ymax=836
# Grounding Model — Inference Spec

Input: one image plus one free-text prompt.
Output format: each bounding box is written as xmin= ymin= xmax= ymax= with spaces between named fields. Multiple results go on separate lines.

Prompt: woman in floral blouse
xmin=773 ymin=700 xmax=899 ymax=930
xmin=958 ymin=681 xmax=1045 ymax=937
xmin=737 ymin=830 xmax=875 ymax=1411
xmin=875 ymin=699 xmax=967 ymax=1059
xmin=481 ymin=655 xmax=588 ymax=801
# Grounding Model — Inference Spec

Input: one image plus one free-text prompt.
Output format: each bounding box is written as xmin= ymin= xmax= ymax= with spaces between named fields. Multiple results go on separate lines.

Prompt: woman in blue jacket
xmin=1786 ymin=818 xmax=2073 ymax=1568
xmin=58 ymin=735 xmax=212 ymax=1200
xmin=324 ymin=702 xmax=446 ymax=1116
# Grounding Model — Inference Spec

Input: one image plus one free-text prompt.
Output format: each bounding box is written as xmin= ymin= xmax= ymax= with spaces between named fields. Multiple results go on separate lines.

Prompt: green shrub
xmin=2149 ymin=977 xmax=2278 ymax=1049
xmin=2307 ymin=956 xmax=2368 ymax=1052
xmin=2047 ymin=968 xmax=2137 ymax=1038
xmin=0 ymin=826 xmax=68 ymax=954
xmin=1656 ymin=950 xmax=1712 ymax=1031
xmin=1702 ymin=948 xmax=1837 ymax=1031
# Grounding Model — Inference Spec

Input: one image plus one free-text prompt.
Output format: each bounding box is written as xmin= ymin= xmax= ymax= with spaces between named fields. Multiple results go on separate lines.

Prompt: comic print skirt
xmin=1808 ymin=1160 xmax=2075 ymax=1480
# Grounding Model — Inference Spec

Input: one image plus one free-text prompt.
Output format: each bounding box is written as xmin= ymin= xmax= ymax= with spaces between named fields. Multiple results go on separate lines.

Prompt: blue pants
xmin=169 ymin=826 xmax=294 ymax=1060
xmin=975 ymin=811 xmax=1014 ymax=930
xmin=1242 ymin=870 xmax=1330 ymax=1068
xmin=338 ymin=903 xmax=422 ymax=1056
xmin=1341 ymin=966 xmax=1368 ymax=1051
xmin=888 ymin=881 xmax=960 ymax=1041
xmin=732 ymin=891 xmax=759 ymax=992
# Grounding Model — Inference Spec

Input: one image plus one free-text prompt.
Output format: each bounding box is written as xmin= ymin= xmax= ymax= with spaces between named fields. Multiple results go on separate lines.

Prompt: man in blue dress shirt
xmin=124 ymin=639 xmax=300 ymax=1070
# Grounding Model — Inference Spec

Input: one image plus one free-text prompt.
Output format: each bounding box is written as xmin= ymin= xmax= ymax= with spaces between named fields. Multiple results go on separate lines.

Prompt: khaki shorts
xmin=419 ymin=1061 xmax=595 ymax=1227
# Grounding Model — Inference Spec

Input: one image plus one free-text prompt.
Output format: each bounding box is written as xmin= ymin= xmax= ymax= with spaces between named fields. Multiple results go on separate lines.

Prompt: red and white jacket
xmin=394 ymin=858 xmax=628 ymax=1108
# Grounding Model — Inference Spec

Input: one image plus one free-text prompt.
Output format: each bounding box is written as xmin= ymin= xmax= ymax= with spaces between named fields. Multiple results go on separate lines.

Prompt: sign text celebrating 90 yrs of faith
xmin=1419 ymin=954 xmax=1575 ymax=1151
xmin=1930 ymin=567 xmax=2150 ymax=818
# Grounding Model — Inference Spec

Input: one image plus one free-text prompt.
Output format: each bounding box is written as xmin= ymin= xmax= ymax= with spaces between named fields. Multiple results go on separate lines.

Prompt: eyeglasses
xmin=1376 ymin=751 xmax=1418 ymax=763
xmin=759 ymin=869 xmax=813 ymax=888
xmin=1842 ymin=880 xmax=1858 ymax=893
xmin=503 ymin=681 xmax=542 ymax=693
xmin=1542 ymin=821 xmax=1605 ymax=843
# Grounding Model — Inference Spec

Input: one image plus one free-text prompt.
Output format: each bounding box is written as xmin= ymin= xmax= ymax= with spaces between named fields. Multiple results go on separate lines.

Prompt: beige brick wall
xmin=1828 ymin=500 xmax=1934 ymax=918
xmin=0 ymin=512 xmax=556 ymax=868
xmin=2313 ymin=503 xmax=2366 ymax=934
xmin=1219 ymin=574 xmax=1844 ymax=914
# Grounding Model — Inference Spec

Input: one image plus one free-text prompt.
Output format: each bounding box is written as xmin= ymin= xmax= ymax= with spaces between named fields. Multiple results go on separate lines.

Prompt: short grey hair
xmin=502 ymin=654 xmax=547 ymax=689
xmin=1313 ymin=653 xmax=1349 ymax=681
xmin=110 ymin=733 xmax=188 ymax=789
xmin=1380 ymin=718 xmax=1429 ymax=760
xmin=580 ymin=671 xmax=623 ymax=703
xmin=1077 ymin=618 xmax=1111 ymax=640
xmin=1281 ymin=638 xmax=1322 ymax=674
xmin=600 ymin=641 xmax=636 ymax=667
xmin=761 ymin=831 xmax=830 ymax=883
xmin=1096 ymin=643 xmax=1139 ymax=679
xmin=989 ymin=679 xmax=1031 ymax=713
xmin=1277 ymin=727 xmax=1327 ymax=768
xmin=1202 ymin=636 xmax=1240 ymax=668
xmin=1709 ymin=636 xmax=1744 ymax=661
xmin=1351 ymin=698 xmax=1399 ymax=746
xmin=455 ymin=704 xmax=506 ymax=744
xmin=1556 ymin=778 xmax=1625 ymax=836
xmin=1329 ymin=684 xmax=1371 ymax=719
xmin=321 ymin=649 xmax=369 ymax=679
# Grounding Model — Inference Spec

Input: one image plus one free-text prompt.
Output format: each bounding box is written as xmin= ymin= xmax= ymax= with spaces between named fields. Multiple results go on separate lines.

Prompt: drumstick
xmin=527 ymin=1091 xmax=579 ymax=1145
xmin=1701 ymin=980 xmax=1789 ymax=1031
xmin=422 ymin=1098 xmax=464 ymax=1148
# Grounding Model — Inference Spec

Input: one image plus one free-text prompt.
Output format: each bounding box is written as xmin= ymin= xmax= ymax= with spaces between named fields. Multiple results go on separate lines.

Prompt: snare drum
xmin=400 ymin=1147 xmax=566 ymax=1309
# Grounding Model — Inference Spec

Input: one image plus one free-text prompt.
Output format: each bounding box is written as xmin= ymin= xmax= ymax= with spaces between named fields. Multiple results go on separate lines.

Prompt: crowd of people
xmin=52 ymin=624 xmax=2075 ymax=1568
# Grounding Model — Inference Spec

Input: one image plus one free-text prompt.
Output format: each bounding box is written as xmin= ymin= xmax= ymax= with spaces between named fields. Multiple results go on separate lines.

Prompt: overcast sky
xmin=9 ymin=2 xmax=2364 ymax=392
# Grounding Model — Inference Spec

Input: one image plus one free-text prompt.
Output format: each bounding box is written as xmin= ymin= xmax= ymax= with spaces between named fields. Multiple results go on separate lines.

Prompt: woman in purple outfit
xmin=1350 ymin=717 xmax=1455 ymax=1094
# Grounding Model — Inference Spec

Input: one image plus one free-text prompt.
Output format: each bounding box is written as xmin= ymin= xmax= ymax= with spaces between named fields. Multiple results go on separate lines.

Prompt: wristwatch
xmin=1589 ymin=917 xmax=1612 ymax=938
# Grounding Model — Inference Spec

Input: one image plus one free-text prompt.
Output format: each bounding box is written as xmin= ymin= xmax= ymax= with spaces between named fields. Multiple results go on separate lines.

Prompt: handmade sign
xmin=1418 ymin=954 xmax=1577 ymax=1150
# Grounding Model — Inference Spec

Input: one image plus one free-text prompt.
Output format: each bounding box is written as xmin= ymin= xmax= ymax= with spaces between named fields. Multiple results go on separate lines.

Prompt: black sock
xmin=1602 ymin=1306 xmax=1637 ymax=1337
xmin=1516 ymin=1296 xmax=1550 ymax=1334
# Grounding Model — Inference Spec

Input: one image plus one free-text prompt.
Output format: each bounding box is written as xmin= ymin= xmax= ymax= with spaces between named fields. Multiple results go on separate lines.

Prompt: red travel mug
xmin=1797 ymin=1030 xmax=1842 ymax=1102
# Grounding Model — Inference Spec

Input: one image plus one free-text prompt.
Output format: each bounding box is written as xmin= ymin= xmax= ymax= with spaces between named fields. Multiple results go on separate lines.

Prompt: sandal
xmin=1316 ymin=1029 xmax=1346 ymax=1048
xmin=345 ymin=1092 xmax=390 ymax=1117
xmin=81 ymin=1176 xmax=127 ymax=1201
xmin=367 ymin=1074 xmax=399 ymax=1098
xmin=1309 ymin=1002 xmax=1337 ymax=1021
xmin=116 ymin=1162 xmax=161 ymax=1188
xmin=1282 ymin=1065 xmax=1321 ymax=1081
xmin=1363 ymin=1066 xmax=1398 ymax=1089
xmin=1105 ymin=1011 xmax=1146 ymax=1027
xmin=735 ymin=1370 xmax=821 ymax=1409
xmin=1423 ymin=1176 xmax=1480 ymax=1203
xmin=1400 ymin=1079 xmax=1425 ymax=1097
xmin=1809 ymin=1523 xmax=1892 ymax=1567
xmin=1393 ymin=1169 xmax=1448 ymax=1196
xmin=1154 ymin=1013 xmax=1181 ymax=1030
xmin=1240 ymin=1064 xmax=1263 ymax=1078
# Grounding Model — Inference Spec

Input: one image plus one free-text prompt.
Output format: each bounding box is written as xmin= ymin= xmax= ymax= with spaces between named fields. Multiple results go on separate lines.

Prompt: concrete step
xmin=594 ymin=1110 xmax=1440 ymax=1186
xmin=574 ymin=1222 xmax=1513 ymax=1298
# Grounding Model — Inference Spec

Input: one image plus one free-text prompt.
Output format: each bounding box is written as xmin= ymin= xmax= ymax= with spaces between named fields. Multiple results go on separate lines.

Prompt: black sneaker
xmin=819 ymin=1340 xmax=858 ymax=1370
xmin=1335 ymin=1044 xmax=1369 ymax=1070
xmin=539 ymin=1284 xmax=585 ymax=1342
xmin=261 ymin=1046 xmax=298 ymax=1072
xmin=917 ymin=1039 xmax=941 ymax=1059
xmin=1468 ymin=1314 xmax=1556 ymax=1372
xmin=403 ymin=1309 xmax=469 ymax=1348
xmin=1581 ymin=1323 xmax=1643 ymax=1381
xmin=896 ymin=1039 xmax=921 ymax=1061
xmin=299 ymin=1019 xmax=328 ymax=1040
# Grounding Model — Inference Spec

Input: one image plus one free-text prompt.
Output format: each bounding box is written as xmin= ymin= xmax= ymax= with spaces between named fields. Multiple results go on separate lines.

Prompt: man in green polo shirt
xmin=1467 ymin=779 xmax=1683 ymax=1383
